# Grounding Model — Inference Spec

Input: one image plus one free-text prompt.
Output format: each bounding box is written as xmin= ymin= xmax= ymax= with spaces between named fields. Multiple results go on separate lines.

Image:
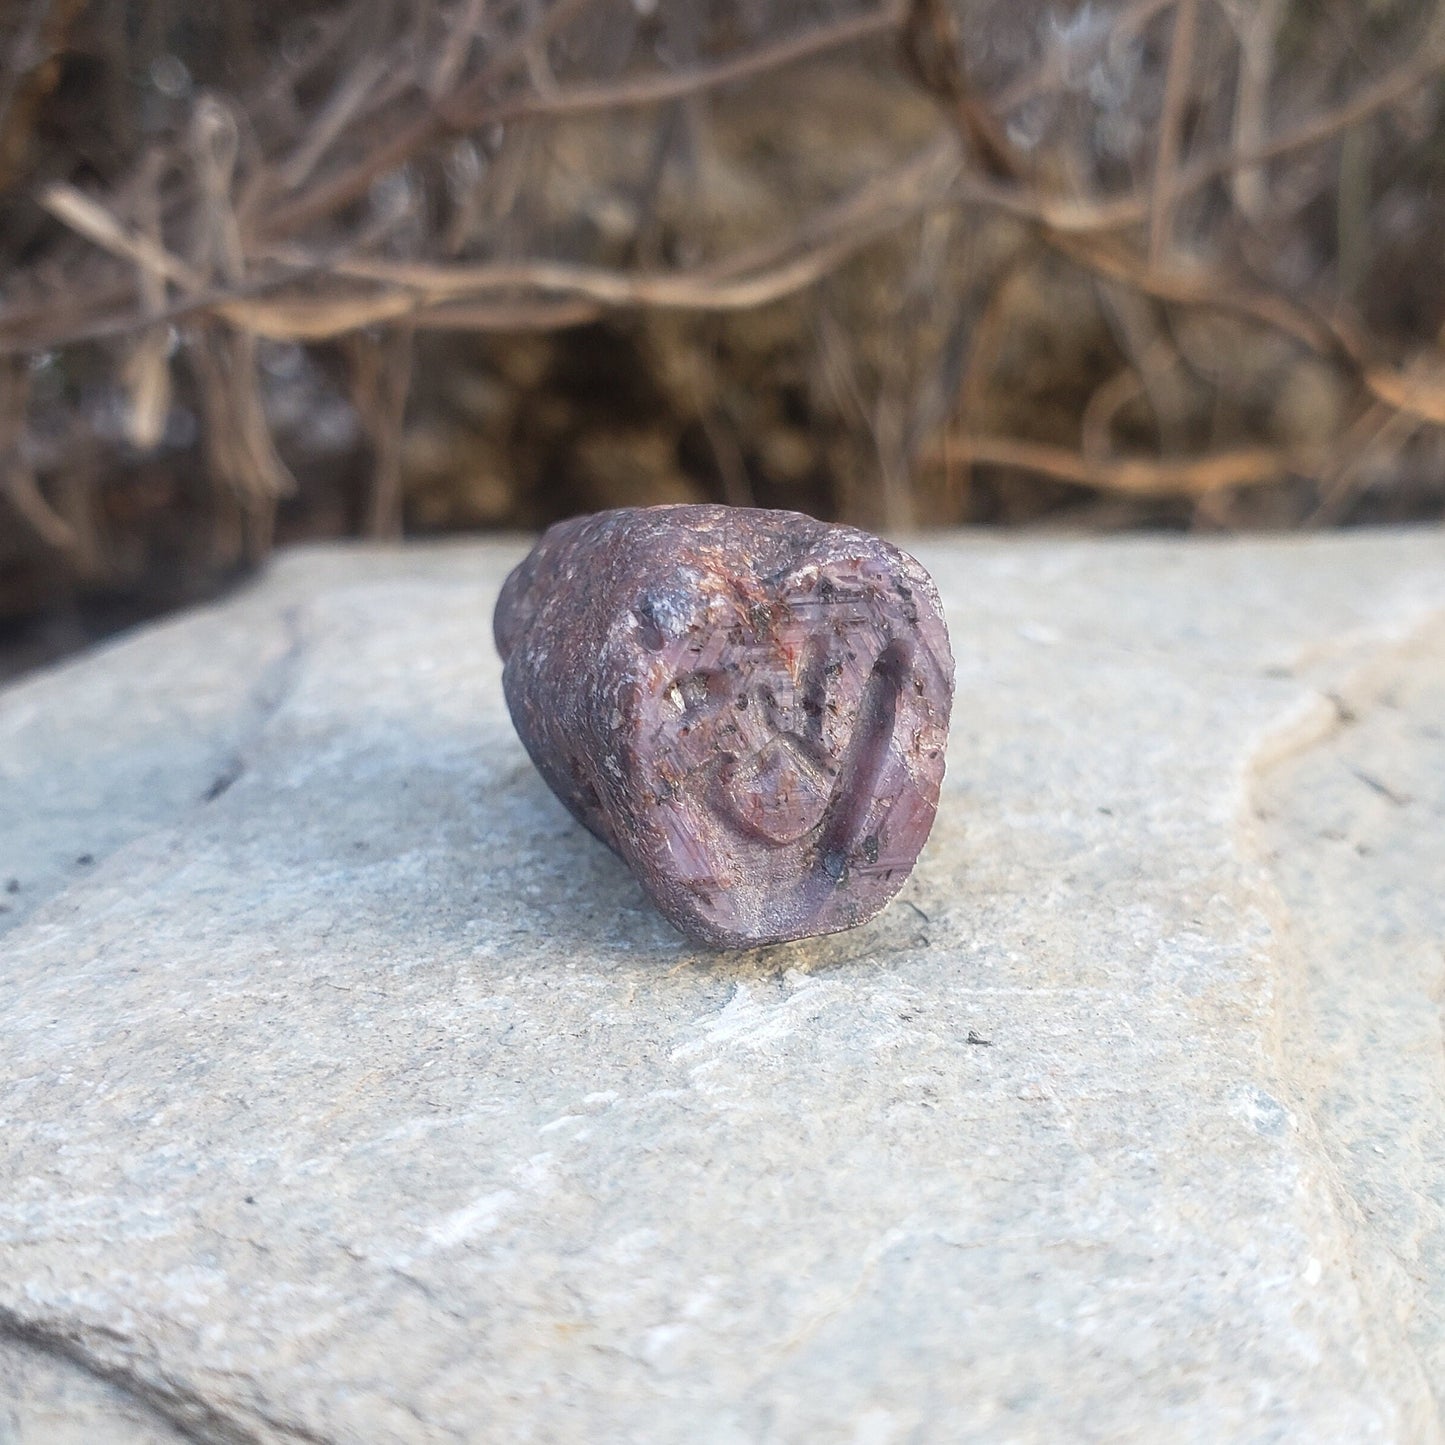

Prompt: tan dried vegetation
xmin=0 ymin=0 xmax=1442 ymax=655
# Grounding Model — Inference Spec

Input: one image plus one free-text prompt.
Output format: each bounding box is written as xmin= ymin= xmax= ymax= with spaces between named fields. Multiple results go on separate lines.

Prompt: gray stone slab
xmin=1 ymin=529 xmax=1442 ymax=1443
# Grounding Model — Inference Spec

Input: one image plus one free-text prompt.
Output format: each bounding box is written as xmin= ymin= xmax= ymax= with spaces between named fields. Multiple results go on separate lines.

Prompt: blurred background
xmin=1 ymin=0 xmax=1443 ymax=678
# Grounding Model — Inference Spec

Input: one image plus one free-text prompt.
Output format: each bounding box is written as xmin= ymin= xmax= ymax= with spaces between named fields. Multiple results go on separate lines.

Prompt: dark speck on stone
xmin=75 ymin=854 xmax=94 ymax=867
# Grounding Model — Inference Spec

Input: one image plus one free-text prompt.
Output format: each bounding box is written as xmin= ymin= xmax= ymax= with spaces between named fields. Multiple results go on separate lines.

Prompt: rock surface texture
xmin=1 ymin=530 xmax=1443 ymax=1444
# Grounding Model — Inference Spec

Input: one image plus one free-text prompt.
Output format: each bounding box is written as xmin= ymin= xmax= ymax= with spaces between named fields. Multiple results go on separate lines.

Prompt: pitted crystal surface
xmin=493 ymin=504 xmax=954 ymax=947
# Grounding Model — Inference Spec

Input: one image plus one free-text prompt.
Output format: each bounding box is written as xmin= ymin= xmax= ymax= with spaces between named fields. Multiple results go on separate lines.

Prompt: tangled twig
xmin=1 ymin=0 xmax=1442 ymax=570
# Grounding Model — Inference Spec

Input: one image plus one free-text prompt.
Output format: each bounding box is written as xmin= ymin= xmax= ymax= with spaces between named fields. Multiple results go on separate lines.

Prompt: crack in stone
xmin=0 ymin=1306 xmax=290 ymax=1445
xmin=199 ymin=606 xmax=307 ymax=808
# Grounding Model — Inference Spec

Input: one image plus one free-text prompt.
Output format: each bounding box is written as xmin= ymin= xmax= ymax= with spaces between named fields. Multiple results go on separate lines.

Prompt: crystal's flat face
xmin=495 ymin=505 xmax=953 ymax=948
xmin=626 ymin=552 xmax=950 ymax=945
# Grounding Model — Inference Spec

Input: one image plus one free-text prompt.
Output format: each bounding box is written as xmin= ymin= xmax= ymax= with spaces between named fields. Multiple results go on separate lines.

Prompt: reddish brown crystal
xmin=493 ymin=505 xmax=953 ymax=948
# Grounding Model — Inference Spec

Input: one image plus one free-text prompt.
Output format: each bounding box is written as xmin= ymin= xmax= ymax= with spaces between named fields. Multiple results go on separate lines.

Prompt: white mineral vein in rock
xmin=1 ymin=531 xmax=1442 ymax=1444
